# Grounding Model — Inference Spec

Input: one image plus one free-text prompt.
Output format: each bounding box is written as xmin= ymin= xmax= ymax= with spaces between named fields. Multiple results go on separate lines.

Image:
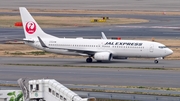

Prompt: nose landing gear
xmin=154 ymin=60 xmax=159 ymax=64
xmin=154 ymin=57 xmax=163 ymax=64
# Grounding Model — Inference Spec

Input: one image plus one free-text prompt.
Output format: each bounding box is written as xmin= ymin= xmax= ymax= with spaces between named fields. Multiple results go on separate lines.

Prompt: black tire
xmin=86 ymin=58 xmax=89 ymax=63
xmin=89 ymin=58 xmax=92 ymax=63
xmin=154 ymin=60 xmax=158 ymax=64
xmin=86 ymin=58 xmax=92 ymax=63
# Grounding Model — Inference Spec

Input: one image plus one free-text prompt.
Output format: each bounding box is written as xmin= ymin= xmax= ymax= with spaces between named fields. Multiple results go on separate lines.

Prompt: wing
xmin=38 ymin=36 xmax=99 ymax=55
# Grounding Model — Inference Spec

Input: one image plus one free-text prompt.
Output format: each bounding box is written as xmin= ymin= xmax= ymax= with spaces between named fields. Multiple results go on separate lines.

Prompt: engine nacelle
xmin=94 ymin=52 xmax=112 ymax=61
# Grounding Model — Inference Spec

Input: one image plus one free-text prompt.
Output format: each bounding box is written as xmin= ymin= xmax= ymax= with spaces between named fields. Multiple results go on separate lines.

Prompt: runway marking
xmin=116 ymin=26 xmax=180 ymax=29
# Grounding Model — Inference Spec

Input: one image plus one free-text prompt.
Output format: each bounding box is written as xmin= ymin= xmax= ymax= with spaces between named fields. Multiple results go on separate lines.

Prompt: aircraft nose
xmin=166 ymin=48 xmax=173 ymax=55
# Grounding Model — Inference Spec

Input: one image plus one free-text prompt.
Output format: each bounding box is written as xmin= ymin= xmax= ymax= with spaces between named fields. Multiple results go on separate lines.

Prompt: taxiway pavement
xmin=0 ymin=57 xmax=180 ymax=87
xmin=0 ymin=0 xmax=180 ymax=11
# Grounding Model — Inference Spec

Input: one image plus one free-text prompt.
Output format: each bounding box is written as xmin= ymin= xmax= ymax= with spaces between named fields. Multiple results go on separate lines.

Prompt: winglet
xmin=101 ymin=32 xmax=107 ymax=40
xmin=37 ymin=36 xmax=48 ymax=48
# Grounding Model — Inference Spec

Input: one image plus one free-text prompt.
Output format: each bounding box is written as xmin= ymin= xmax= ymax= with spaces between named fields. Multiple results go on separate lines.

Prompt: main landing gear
xmin=86 ymin=57 xmax=103 ymax=63
xmin=86 ymin=57 xmax=92 ymax=63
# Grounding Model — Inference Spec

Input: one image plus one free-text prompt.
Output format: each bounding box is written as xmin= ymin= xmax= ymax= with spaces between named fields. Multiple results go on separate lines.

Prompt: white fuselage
xmin=25 ymin=38 xmax=173 ymax=58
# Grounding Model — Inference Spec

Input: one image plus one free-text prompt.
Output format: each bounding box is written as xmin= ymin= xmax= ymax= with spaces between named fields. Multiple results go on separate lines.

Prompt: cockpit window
xmin=158 ymin=46 xmax=167 ymax=49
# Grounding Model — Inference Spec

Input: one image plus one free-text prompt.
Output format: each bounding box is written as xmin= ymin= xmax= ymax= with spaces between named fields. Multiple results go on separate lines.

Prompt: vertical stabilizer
xmin=19 ymin=7 xmax=57 ymax=39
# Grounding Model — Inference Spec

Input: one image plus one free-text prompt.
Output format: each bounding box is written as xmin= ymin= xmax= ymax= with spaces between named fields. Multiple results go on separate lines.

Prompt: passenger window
xmin=36 ymin=84 xmax=39 ymax=90
xmin=56 ymin=93 xmax=59 ymax=98
xmin=49 ymin=88 xmax=51 ymax=93
xmin=30 ymin=85 xmax=33 ymax=91
xmin=60 ymin=95 xmax=63 ymax=100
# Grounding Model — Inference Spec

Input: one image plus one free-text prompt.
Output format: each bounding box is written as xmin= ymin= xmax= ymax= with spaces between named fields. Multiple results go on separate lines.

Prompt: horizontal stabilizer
xmin=23 ymin=39 xmax=34 ymax=43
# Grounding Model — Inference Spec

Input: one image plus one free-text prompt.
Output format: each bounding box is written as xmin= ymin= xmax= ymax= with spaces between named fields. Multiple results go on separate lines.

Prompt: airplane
xmin=19 ymin=7 xmax=173 ymax=64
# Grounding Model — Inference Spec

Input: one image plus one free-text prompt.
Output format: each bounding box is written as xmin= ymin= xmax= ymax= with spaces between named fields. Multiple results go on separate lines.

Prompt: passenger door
xmin=149 ymin=44 xmax=154 ymax=52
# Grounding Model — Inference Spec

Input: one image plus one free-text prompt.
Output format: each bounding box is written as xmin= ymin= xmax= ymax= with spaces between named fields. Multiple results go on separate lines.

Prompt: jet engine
xmin=94 ymin=52 xmax=112 ymax=61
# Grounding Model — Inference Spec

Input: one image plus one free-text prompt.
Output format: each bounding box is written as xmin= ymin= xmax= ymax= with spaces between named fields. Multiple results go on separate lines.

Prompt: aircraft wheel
xmin=86 ymin=58 xmax=92 ymax=63
xmin=154 ymin=60 xmax=158 ymax=64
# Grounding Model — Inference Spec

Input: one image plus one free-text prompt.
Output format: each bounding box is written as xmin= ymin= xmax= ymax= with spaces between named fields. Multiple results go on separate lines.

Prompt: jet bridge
xmin=18 ymin=78 xmax=96 ymax=101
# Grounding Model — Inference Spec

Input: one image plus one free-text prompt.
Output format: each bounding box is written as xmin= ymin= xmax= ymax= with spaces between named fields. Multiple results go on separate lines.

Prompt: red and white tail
xmin=19 ymin=7 xmax=57 ymax=39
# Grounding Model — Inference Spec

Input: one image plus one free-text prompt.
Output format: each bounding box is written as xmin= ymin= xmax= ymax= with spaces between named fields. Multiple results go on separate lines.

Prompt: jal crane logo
xmin=25 ymin=21 xmax=36 ymax=34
